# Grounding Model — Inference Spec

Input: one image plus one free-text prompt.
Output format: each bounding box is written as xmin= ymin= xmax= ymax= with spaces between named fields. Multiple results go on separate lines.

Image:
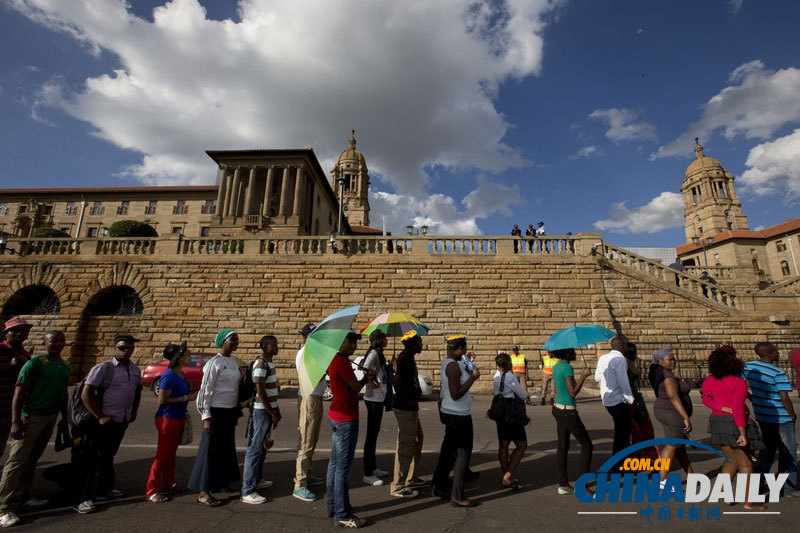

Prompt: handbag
xmin=488 ymin=372 xmax=530 ymax=426
xmin=180 ymin=412 xmax=193 ymax=445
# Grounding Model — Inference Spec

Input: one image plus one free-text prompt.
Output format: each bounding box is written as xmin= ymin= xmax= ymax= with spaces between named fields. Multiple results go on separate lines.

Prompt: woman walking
xmin=492 ymin=353 xmax=527 ymax=491
xmin=550 ymin=348 xmax=593 ymax=495
xmin=649 ymin=346 xmax=694 ymax=489
xmin=188 ymin=329 xmax=242 ymax=507
xmin=145 ymin=342 xmax=192 ymax=503
xmin=362 ymin=330 xmax=390 ymax=486
xmin=432 ymin=335 xmax=480 ymax=508
xmin=702 ymin=349 xmax=766 ymax=510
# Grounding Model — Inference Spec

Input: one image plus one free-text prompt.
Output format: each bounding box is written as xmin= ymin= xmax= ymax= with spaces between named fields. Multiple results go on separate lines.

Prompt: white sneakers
xmin=363 ymin=475 xmax=384 ymax=486
xmin=74 ymin=500 xmax=95 ymax=514
xmin=241 ymin=492 xmax=267 ymax=505
xmin=0 ymin=512 xmax=20 ymax=528
xmin=256 ymin=480 xmax=273 ymax=489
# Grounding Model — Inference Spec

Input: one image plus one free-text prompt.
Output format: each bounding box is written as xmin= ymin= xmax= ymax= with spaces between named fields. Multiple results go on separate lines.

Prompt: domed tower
xmin=681 ymin=139 xmax=748 ymax=243
xmin=331 ymin=131 xmax=370 ymax=227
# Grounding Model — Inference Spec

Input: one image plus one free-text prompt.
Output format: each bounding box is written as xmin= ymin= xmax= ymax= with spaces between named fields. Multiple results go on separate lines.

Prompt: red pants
xmin=146 ymin=416 xmax=185 ymax=497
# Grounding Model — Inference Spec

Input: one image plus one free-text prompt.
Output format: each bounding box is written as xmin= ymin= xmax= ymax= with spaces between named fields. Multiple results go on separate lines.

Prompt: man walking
xmin=743 ymin=342 xmax=798 ymax=497
xmin=293 ymin=323 xmax=326 ymax=501
xmin=73 ymin=334 xmax=142 ymax=513
xmin=326 ymin=332 xmax=374 ymax=528
xmin=0 ymin=318 xmax=33 ymax=460
xmin=241 ymin=335 xmax=282 ymax=504
xmin=390 ymin=331 xmax=425 ymax=499
xmin=0 ymin=331 xmax=70 ymax=528
xmin=595 ymin=336 xmax=634 ymax=471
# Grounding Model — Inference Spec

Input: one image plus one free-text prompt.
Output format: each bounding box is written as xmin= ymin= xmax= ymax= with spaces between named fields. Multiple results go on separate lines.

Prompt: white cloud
xmin=654 ymin=61 xmax=800 ymax=158
xmin=739 ymin=129 xmax=800 ymax=203
xmin=8 ymin=0 xmax=562 ymax=193
xmin=593 ymin=191 xmax=684 ymax=234
xmin=572 ymin=145 xmax=599 ymax=158
xmin=370 ymin=176 xmax=523 ymax=236
xmin=728 ymin=0 xmax=744 ymax=14
xmin=588 ymin=108 xmax=657 ymax=142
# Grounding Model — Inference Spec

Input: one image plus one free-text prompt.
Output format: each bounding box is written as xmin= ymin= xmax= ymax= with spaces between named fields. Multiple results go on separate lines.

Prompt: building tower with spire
xmin=331 ymin=131 xmax=370 ymax=227
xmin=680 ymin=138 xmax=749 ymax=243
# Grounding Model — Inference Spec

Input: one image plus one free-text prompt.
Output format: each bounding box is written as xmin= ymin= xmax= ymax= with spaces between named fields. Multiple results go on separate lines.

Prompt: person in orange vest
xmin=510 ymin=347 xmax=533 ymax=406
xmin=540 ymin=352 xmax=559 ymax=406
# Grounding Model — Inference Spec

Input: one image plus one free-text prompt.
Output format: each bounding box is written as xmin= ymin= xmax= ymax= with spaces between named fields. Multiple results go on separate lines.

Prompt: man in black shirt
xmin=390 ymin=331 xmax=425 ymax=499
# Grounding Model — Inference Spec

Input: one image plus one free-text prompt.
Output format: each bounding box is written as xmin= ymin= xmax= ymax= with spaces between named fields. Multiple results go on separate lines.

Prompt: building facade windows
xmin=173 ymin=200 xmax=187 ymax=214
xmin=145 ymin=200 xmax=157 ymax=215
xmin=90 ymin=201 xmax=103 ymax=216
xmin=17 ymin=205 xmax=28 ymax=215
xmin=65 ymin=201 xmax=77 ymax=216
xmin=781 ymin=261 xmax=791 ymax=276
xmin=171 ymin=226 xmax=183 ymax=235
xmin=201 ymin=200 xmax=215 ymax=214
xmin=86 ymin=227 xmax=98 ymax=237
xmin=0 ymin=203 xmax=6 ymax=216
xmin=776 ymin=240 xmax=787 ymax=252
xmin=117 ymin=201 xmax=129 ymax=215
xmin=200 ymin=226 xmax=210 ymax=236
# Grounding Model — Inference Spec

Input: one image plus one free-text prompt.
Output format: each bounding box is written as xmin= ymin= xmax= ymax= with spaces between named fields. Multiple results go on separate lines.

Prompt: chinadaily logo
xmin=575 ymin=438 xmax=788 ymax=523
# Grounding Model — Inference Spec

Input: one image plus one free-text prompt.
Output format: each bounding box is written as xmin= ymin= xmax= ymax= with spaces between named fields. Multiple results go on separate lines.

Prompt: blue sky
xmin=1 ymin=0 xmax=799 ymax=246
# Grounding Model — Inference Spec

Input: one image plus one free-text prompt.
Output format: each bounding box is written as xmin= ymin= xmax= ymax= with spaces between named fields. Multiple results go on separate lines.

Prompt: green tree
xmin=108 ymin=220 xmax=158 ymax=237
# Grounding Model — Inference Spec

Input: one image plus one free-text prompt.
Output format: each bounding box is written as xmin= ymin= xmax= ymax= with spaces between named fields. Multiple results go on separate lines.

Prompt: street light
xmin=336 ymin=176 xmax=345 ymax=235
xmin=406 ymin=224 xmax=429 ymax=236
xmin=691 ymin=236 xmax=714 ymax=266
xmin=0 ymin=235 xmax=15 ymax=255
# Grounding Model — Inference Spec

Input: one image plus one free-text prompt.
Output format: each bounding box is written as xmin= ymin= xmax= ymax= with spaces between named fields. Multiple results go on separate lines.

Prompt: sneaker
xmin=391 ymin=488 xmax=419 ymax=499
xmin=22 ymin=497 xmax=48 ymax=509
xmin=373 ymin=468 xmax=390 ymax=477
xmin=335 ymin=515 xmax=367 ymax=528
xmin=292 ymin=488 xmax=316 ymax=502
xmin=256 ymin=480 xmax=274 ymax=489
xmin=98 ymin=489 xmax=125 ymax=500
xmin=307 ymin=476 xmax=325 ymax=486
xmin=0 ymin=512 xmax=20 ymax=528
xmin=783 ymin=490 xmax=800 ymax=498
xmin=408 ymin=477 xmax=427 ymax=488
xmin=74 ymin=500 xmax=95 ymax=514
xmin=659 ymin=479 xmax=667 ymax=490
xmin=241 ymin=492 xmax=267 ymax=505
xmin=363 ymin=475 xmax=384 ymax=486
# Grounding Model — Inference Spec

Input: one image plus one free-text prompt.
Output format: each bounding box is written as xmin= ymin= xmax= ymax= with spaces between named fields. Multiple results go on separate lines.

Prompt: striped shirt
xmin=252 ymin=358 xmax=278 ymax=410
xmin=742 ymin=360 xmax=793 ymax=424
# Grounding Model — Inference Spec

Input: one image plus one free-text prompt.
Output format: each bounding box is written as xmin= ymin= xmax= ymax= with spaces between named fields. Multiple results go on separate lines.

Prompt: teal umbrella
xmin=542 ymin=324 xmax=616 ymax=351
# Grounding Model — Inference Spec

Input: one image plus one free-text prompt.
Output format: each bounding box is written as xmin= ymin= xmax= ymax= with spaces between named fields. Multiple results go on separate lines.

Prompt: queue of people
xmin=0 ymin=314 xmax=797 ymax=528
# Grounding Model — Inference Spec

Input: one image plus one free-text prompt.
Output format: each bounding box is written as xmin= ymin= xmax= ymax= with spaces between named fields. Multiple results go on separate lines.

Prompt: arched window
xmin=781 ymin=261 xmax=791 ymax=276
xmin=694 ymin=216 xmax=703 ymax=237
xmin=84 ymin=286 xmax=143 ymax=316
xmin=2 ymin=285 xmax=60 ymax=316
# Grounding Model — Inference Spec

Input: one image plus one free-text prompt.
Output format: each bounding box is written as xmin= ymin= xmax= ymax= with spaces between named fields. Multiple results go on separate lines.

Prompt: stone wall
xmin=2 ymin=248 xmax=799 ymax=393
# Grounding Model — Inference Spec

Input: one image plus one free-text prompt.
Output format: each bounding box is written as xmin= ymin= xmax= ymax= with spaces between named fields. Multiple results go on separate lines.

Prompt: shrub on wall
xmin=31 ymin=227 xmax=71 ymax=238
xmin=108 ymin=220 xmax=158 ymax=237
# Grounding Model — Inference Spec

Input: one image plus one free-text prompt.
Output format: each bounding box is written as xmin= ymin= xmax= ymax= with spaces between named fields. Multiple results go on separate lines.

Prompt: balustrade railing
xmin=760 ymin=275 xmax=800 ymax=294
xmin=177 ymin=238 xmax=245 ymax=255
xmin=598 ymin=243 xmax=738 ymax=309
xmin=16 ymin=238 xmax=81 ymax=256
xmin=95 ymin=238 xmax=156 ymax=255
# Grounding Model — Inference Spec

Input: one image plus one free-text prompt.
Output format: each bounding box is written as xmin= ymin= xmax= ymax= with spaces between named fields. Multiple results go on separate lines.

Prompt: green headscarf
xmin=215 ymin=329 xmax=236 ymax=348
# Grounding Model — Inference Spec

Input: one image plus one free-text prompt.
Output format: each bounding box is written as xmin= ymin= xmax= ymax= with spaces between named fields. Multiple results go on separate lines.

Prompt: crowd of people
xmin=0 ymin=315 xmax=797 ymax=528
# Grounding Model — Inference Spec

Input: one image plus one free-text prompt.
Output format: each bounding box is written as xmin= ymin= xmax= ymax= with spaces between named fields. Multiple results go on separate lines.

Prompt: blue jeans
xmin=757 ymin=420 xmax=798 ymax=495
xmin=241 ymin=409 xmax=273 ymax=496
xmin=326 ymin=419 xmax=359 ymax=521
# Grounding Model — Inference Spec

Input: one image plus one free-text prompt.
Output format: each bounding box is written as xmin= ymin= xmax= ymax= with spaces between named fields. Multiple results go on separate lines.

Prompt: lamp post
xmin=406 ymin=224 xmax=429 ymax=236
xmin=692 ymin=236 xmax=714 ymax=266
xmin=336 ymin=176 xmax=345 ymax=235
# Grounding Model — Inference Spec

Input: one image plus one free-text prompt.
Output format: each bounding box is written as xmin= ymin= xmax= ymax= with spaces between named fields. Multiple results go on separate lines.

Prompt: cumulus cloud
xmin=593 ymin=191 xmax=684 ymax=234
xmin=8 ymin=0 xmax=562 ymax=197
xmin=589 ymin=108 xmax=657 ymax=142
xmin=370 ymin=176 xmax=523 ymax=236
xmin=739 ymin=129 xmax=800 ymax=203
xmin=572 ymin=145 xmax=599 ymax=159
xmin=654 ymin=61 xmax=800 ymax=158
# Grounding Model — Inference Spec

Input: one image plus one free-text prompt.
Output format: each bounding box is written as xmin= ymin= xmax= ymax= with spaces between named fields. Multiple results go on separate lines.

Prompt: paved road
xmin=9 ymin=392 xmax=800 ymax=532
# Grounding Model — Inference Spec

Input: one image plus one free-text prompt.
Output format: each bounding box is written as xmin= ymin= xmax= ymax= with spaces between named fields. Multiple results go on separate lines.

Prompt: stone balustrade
xmin=95 ymin=238 xmax=157 ymax=255
xmin=15 ymin=238 xmax=81 ymax=256
xmin=598 ymin=243 xmax=739 ymax=309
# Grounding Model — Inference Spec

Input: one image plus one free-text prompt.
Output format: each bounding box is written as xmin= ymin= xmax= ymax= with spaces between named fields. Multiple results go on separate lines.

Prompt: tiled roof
xmin=677 ymin=217 xmax=800 ymax=254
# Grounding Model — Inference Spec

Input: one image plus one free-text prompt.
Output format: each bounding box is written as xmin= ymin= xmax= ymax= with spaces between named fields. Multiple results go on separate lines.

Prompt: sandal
xmin=197 ymin=495 xmax=221 ymax=507
xmin=148 ymin=493 xmax=171 ymax=503
xmin=166 ymin=484 xmax=186 ymax=494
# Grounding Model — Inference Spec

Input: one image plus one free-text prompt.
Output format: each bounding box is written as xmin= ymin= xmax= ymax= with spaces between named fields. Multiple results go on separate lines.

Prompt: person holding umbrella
xmin=361 ymin=330 xmax=389 ymax=487
xmin=432 ymin=335 xmax=480 ymax=508
xmin=326 ymin=331 xmax=375 ymax=528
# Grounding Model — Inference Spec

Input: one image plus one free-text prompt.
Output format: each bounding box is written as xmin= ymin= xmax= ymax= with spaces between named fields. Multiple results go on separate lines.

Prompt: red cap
xmin=3 ymin=317 xmax=32 ymax=333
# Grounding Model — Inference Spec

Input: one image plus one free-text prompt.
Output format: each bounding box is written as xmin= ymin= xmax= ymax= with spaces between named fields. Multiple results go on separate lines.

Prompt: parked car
xmin=141 ymin=352 xmax=213 ymax=395
xmin=322 ymin=356 xmax=434 ymax=401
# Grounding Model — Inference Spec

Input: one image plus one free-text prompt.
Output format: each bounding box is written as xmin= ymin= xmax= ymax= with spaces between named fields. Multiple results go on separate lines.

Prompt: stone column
xmin=279 ymin=166 xmax=292 ymax=216
xmin=226 ymin=167 xmax=240 ymax=217
xmin=263 ymin=166 xmax=274 ymax=216
xmin=293 ymin=165 xmax=304 ymax=216
xmin=215 ymin=167 xmax=226 ymax=216
xmin=244 ymin=166 xmax=256 ymax=215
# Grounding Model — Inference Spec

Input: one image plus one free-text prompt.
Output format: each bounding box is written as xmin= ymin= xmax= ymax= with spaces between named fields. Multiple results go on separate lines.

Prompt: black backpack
xmin=238 ymin=358 xmax=259 ymax=408
xmin=69 ymin=361 xmax=114 ymax=429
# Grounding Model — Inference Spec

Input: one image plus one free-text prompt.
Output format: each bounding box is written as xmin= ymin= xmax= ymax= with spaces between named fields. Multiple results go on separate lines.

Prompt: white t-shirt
xmin=493 ymin=371 xmax=526 ymax=400
xmin=196 ymin=354 xmax=241 ymax=420
xmin=362 ymin=349 xmax=387 ymax=403
xmin=594 ymin=350 xmax=634 ymax=407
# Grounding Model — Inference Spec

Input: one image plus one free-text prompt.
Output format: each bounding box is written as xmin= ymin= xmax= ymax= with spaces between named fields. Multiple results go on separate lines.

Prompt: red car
xmin=141 ymin=352 xmax=213 ymax=395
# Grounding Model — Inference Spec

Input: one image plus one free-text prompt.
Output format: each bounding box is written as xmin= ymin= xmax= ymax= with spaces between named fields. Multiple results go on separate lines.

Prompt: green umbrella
xmin=297 ymin=304 xmax=360 ymax=397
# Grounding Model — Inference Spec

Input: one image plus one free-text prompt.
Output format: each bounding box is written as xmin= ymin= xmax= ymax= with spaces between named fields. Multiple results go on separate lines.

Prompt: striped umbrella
xmin=297 ymin=304 xmax=360 ymax=397
xmin=360 ymin=313 xmax=429 ymax=337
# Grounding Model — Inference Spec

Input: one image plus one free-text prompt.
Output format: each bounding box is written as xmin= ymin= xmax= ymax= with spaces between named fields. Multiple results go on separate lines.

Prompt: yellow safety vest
xmin=510 ymin=353 xmax=526 ymax=374
xmin=542 ymin=355 xmax=558 ymax=377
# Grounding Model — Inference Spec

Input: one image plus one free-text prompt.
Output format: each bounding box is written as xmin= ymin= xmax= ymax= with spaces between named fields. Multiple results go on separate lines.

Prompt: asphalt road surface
xmin=7 ymin=392 xmax=800 ymax=532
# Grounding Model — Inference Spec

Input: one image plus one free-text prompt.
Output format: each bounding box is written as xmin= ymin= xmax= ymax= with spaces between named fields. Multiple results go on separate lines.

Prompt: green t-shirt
xmin=552 ymin=361 xmax=575 ymax=406
xmin=16 ymin=355 xmax=70 ymax=417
